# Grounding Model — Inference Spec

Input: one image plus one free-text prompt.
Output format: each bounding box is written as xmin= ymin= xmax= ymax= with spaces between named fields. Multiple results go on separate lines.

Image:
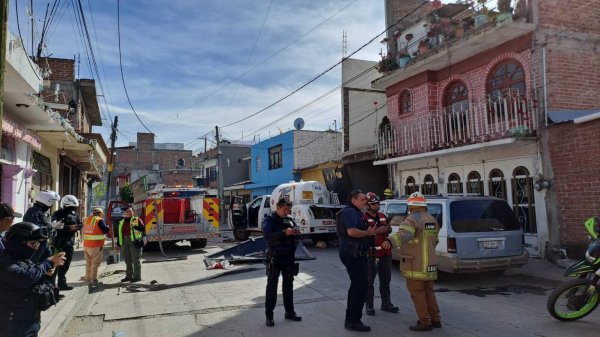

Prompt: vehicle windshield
xmin=309 ymin=205 xmax=343 ymax=219
xmin=450 ymin=200 xmax=521 ymax=232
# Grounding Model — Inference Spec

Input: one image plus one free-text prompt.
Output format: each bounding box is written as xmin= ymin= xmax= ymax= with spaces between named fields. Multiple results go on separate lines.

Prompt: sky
xmin=8 ymin=0 xmax=393 ymax=151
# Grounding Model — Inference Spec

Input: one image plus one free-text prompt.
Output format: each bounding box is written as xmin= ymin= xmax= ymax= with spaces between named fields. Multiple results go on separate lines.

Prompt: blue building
xmin=244 ymin=130 xmax=341 ymax=199
xmin=245 ymin=131 xmax=299 ymax=198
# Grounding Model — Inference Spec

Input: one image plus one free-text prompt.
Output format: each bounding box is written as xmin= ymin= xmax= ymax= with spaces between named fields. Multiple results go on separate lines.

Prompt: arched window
xmin=512 ymin=166 xmax=536 ymax=234
xmin=487 ymin=60 xmax=526 ymax=99
xmin=405 ymin=176 xmax=419 ymax=195
xmin=466 ymin=171 xmax=483 ymax=196
xmin=488 ymin=169 xmax=506 ymax=200
xmin=422 ymin=174 xmax=438 ymax=195
xmin=442 ymin=81 xmax=470 ymax=144
xmin=399 ymin=90 xmax=412 ymax=115
xmin=447 ymin=173 xmax=463 ymax=195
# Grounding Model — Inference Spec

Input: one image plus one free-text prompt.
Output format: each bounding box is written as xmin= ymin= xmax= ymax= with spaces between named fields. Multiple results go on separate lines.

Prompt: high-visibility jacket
xmin=389 ymin=210 xmax=440 ymax=280
xmin=118 ymin=216 xmax=144 ymax=246
xmin=364 ymin=211 xmax=391 ymax=257
xmin=83 ymin=215 xmax=105 ymax=248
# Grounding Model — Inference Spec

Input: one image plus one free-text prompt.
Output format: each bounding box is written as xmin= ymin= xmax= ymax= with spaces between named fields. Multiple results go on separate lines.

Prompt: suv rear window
xmin=385 ymin=203 xmax=443 ymax=225
xmin=450 ymin=200 xmax=521 ymax=232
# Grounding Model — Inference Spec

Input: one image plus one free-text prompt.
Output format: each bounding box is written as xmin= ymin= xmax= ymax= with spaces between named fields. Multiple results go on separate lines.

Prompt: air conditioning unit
xmin=152 ymin=164 xmax=159 ymax=171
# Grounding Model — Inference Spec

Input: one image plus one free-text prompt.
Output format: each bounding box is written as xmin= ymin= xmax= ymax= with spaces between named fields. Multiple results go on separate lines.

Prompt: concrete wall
xmin=341 ymin=58 xmax=386 ymax=152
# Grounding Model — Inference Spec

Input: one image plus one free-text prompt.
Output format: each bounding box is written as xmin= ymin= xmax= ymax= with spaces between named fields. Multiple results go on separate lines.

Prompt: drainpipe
xmin=542 ymin=46 xmax=548 ymax=127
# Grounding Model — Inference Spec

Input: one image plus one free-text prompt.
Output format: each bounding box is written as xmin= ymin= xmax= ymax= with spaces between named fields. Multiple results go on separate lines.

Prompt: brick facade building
xmin=370 ymin=0 xmax=600 ymax=258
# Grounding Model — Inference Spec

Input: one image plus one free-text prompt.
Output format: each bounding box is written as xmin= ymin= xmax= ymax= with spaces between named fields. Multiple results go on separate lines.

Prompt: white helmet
xmin=60 ymin=195 xmax=79 ymax=208
xmin=35 ymin=190 xmax=61 ymax=207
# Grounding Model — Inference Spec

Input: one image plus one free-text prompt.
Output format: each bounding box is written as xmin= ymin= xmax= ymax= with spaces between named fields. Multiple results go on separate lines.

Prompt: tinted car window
xmin=309 ymin=206 xmax=344 ymax=219
xmin=450 ymin=200 xmax=521 ymax=232
xmin=385 ymin=203 xmax=443 ymax=226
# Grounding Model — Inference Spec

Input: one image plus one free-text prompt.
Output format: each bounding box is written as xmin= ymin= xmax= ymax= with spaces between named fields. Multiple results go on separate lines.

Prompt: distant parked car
xmin=380 ymin=196 xmax=528 ymax=274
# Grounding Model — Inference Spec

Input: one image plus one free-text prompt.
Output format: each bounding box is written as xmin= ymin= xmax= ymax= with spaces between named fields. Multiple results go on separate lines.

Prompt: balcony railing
xmin=376 ymin=90 xmax=537 ymax=160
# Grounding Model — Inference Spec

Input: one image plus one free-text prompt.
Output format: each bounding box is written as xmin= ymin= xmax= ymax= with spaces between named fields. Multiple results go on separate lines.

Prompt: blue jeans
xmin=339 ymin=247 xmax=368 ymax=324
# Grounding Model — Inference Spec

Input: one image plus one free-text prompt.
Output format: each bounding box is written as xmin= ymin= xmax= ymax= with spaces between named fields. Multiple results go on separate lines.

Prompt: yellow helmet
xmin=383 ymin=188 xmax=393 ymax=197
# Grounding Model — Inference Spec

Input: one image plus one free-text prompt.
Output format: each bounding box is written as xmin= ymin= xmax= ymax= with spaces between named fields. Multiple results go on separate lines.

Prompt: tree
xmin=120 ymin=183 xmax=134 ymax=204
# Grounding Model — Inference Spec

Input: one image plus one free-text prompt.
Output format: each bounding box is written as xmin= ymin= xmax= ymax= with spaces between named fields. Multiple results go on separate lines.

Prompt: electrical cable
xmin=219 ymin=1 xmax=430 ymax=129
xmin=117 ymin=0 xmax=153 ymax=134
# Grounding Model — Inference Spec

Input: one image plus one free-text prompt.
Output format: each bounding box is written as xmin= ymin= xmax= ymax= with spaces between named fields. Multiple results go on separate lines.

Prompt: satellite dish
xmin=293 ymin=118 xmax=305 ymax=130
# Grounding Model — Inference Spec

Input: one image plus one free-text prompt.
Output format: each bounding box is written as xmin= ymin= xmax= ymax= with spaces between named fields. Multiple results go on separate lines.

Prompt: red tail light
xmin=447 ymin=237 xmax=457 ymax=253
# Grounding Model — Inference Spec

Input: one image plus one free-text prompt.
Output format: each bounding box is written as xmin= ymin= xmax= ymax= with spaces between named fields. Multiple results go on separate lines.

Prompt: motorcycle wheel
xmin=546 ymin=278 xmax=600 ymax=321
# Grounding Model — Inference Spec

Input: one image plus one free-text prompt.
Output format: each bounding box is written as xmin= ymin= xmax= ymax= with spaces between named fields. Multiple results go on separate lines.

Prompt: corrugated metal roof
xmin=548 ymin=110 xmax=599 ymax=123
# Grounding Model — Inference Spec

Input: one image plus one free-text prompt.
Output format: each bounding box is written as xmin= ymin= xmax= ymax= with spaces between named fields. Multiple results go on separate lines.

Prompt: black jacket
xmin=51 ymin=208 xmax=83 ymax=242
xmin=263 ymin=212 xmax=297 ymax=254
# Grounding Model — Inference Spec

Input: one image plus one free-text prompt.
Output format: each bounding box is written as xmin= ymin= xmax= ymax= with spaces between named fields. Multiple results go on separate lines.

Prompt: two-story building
xmin=245 ymin=130 xmax=341 ymax=199
xmin=370 ymin=0 xmax=600 ymax=258
xmin=1 ymin=38 xmax=107 ymax=216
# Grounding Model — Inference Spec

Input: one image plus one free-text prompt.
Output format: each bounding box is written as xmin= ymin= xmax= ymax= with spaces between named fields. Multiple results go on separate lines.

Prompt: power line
xmin=165 ymin=0 xmax=360 ymax=121
xmin=220 ymin=1 xmax=430 ymax=129
xmin=117 ymin=0 xmax=153 ymax=134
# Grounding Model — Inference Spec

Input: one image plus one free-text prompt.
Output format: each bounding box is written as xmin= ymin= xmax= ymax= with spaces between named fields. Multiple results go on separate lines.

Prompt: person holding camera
xmin=0 ymin=222 xmax=66 ymax=337
xmin=51 ymin=195 xmax=83 ymax=290
xmin=117 ymin=207 xmax=146 ymax=283
xmin=263 ymin=198 xmax=302 ymax=327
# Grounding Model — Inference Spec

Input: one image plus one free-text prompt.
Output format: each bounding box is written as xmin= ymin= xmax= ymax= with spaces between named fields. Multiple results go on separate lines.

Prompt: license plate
xmin=483 ymin=240 xmax=498 ymax=249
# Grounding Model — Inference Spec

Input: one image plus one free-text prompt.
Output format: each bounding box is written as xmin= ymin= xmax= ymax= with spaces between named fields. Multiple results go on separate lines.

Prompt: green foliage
xmin=93 ymin=183 xmax=107 ymax=199
xmin=120 ymin=183 xmax=134 ymax=203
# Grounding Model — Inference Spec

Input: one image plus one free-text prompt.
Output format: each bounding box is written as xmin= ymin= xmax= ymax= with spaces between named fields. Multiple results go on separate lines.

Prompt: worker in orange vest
xmin=83 ymin=208 xmax=109 ymax=284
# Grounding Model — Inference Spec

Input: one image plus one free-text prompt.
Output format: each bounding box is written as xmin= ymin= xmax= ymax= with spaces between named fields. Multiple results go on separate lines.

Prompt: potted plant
xmin=418 ymin=39 xmax=430 ymax=55
xmin=377 ymin=55 xmax=398 ymax=73
xmin=397 ymin=50 xmax=411 ymax=68
xmin=496 ymin=0 xmax=513 ymax=22
xmin=474 ymin=0 xmax=489 ymax=27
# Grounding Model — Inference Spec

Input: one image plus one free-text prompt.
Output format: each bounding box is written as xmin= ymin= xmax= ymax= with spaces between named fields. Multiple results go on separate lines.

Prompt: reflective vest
xmin=118 ymin=217 xmax=144 ymax=246
xmin=364 ymin=211 xmax=391 ymax=257
xmin=390 ymin=210 xmax=440 ymax=280
xmin=83 ymin=215 xmax=105 ymax=248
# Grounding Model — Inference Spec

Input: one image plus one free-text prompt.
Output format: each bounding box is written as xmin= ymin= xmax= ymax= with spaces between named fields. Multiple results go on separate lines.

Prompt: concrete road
xmin=60 ymin=240 xmax=598 ymax=337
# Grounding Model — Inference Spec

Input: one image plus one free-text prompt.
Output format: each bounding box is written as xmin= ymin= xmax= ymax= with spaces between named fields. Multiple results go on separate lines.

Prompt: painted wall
xmin=293 ymin=130 xmax=340 ymax=170
xmin=246 ymin=131 xmax=299 ymax=198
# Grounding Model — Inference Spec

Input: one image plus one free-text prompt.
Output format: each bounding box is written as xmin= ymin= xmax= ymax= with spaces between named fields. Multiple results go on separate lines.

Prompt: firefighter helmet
xmin=365 ymin=192 xmax=380 ymax=204
xmin=383 ymin=188 xmax=393 ymax=197
xmin=60 ymin=195 xmax=79 ymax=208
xmin=407 ymin=192 xmax=427 ymax=207
xmin=35 ymin=190 xmax=60 ymax=207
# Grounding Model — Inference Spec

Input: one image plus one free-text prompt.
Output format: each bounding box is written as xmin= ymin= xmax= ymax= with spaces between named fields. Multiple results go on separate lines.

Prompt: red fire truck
xmin=107 ymin=185 xmax=220 ymax=248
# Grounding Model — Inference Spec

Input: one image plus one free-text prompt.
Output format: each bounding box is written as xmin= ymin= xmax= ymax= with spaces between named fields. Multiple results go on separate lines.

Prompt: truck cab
xmin=231 ymin=181 xmax=342 ymax=242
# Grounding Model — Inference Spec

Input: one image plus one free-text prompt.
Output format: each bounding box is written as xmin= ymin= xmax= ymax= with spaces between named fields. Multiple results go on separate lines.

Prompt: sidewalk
xmin=506 ymin=257 xmax=569 ymax=283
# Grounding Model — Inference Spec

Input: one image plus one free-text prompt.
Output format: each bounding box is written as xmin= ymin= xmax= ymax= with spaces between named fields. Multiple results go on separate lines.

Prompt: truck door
xmin=247 ymin=197 xmax=263 ymax=229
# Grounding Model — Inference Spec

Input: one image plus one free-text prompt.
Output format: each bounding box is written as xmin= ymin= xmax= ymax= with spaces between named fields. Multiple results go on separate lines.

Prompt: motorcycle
xmin=547 ymin=216 xmax=600 ymax=321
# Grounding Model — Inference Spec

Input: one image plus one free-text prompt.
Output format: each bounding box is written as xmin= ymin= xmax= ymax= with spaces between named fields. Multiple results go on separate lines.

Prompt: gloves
xmin=51 ymin=220 xmax=64 ymax=229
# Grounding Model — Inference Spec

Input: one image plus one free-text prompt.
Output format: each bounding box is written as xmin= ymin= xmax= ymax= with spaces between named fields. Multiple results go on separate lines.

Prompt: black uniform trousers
xmin=339 ymin=247 xmax=368 ymax=324
xmin=55 ymin=238 xmax=74 ymax=285
xmin=265 ymin=251 xmax=295 ymax=317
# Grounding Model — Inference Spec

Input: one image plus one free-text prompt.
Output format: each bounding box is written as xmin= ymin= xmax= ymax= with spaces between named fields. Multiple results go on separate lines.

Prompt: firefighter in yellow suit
xmin=387 ymin=192 xmax=441 ymax=331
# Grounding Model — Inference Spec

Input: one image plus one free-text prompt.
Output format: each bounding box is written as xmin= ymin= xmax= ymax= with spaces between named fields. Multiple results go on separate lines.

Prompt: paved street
xmin=52 ymin=239 xmax=598 ymax=337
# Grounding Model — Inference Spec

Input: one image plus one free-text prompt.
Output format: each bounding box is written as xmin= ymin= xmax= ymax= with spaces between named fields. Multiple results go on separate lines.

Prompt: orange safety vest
xmin=83 ymin=215 xmax=105 ymax=248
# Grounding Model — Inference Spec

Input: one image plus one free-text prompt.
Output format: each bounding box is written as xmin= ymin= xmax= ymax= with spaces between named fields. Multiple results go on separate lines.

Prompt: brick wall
xmin=136 ymin=133 xmax=155 ymax=151
xmin=538 ymin=0 xmax=600 ymax=110
xmin=39 ymin=57 xmax=75 ymax=81
xmin=547 ymin=119 xmax=600 ymax=246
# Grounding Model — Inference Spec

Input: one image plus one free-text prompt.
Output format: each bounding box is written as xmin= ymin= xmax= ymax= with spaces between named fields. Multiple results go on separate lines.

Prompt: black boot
xmin=266 ymin=314 xmax=274 ymax=327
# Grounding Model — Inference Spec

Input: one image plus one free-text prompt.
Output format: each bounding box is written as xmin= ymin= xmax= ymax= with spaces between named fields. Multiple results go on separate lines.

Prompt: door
xmin=511 ymin=166 xmax=538 ymax=256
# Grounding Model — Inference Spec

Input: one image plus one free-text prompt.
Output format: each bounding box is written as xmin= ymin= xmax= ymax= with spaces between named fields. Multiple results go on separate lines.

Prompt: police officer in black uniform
xmin=0 ymin=222 xmax=65 ymax=337
xmin=24 ymin=190 xmax=61 ymax=264
xmin=51 ymin=195 xmax=83 ymax=290
xmin=337 ymin=189 xmax=376 ymax=332
xmin=263 ymin=198 xmax=302 ymax=327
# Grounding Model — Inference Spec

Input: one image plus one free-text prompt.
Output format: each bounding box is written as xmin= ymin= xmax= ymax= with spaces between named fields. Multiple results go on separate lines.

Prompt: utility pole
xmin=104 ymin=116 xmax=118 ymax=239
xmin=215 ymin=126 xmax=225 ymax=229
xmin=0 ymin=0 xmax=9 ymax=147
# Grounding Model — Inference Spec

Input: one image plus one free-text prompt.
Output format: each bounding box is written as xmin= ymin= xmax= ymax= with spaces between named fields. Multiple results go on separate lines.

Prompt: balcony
xmin=373 ymin=3 xmax=534 ymax=90
xmin=375 ymin=90 xmax=537 ymax=160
